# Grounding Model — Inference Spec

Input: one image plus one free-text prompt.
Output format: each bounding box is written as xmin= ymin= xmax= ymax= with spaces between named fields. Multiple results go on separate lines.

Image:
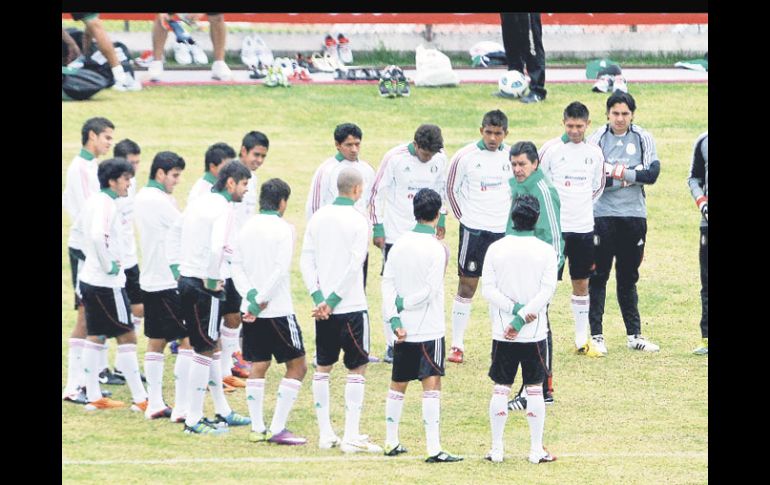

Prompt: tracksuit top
xmin=187 ymin=172 xmax=216 ymax=204
xmin=305 ymin=152 xmax=376 ymax=220
xmin=78 ymin=190 xmax=126 ymax=289
xmin=233 ymin=168 xmax=258 ymax=230
xmin=133 ymin=181 xmax=181 ymax=292
xmin=687 ymin=132 xmax=708 ymax=228
xmin=63 ymin=149 xmax=100 ymax=251
xmin=114 ymin=177 xmax=138 ymax=268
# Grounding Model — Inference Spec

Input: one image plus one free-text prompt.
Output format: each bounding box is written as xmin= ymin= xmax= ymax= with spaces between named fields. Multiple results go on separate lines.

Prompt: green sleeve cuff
xmin=205 ymin=278 xmax=219 ymax=291
xmin=325 ymin=292 xmax=342 ymax=310
xmin=438 ymin=213 xmax=446 ymax=228
xmin=510 ymin=314 xmax=526 ymax=332
xmin=390 ymin=317 xmax=403 ymax=332
xmin=512 ymin=303 xmax=525 ymax=315
xmin=108 ymin=261 xmax=120 ymax=276
xmin=395 ymin=296 xmax=404 ymax=313
xmin=373 ymin=223 xmax=385 ymax=239
xmin=311 ymin=290 xmax=324 ymax=306
xmin=248 ymin=302 xmax=262 ymax=316
xmin=169 ymin=264 xmax=180 ymax=280
xmin=246 ymin=288 xmax=258 ymax=305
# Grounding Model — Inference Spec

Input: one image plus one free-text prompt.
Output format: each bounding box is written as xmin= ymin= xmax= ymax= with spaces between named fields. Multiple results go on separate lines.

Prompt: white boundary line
xmin=62 ymin=451 xmax=707 ymax=466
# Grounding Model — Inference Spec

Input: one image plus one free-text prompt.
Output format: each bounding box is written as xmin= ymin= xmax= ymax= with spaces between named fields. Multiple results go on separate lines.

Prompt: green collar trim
xmin=412 ymin=223 xmax=436 ymax=235
xmin=146 ymin=180 xmax=167 ymax=193
xmin=79 ymin=148 xmax=96 ymax=161
xmin=511 ymin=229 xmax=535 ymax=237
xmin=408 ymin=142 xmax=417 ymax=156
xmin=216 ymin=190 xmax=233 ymax=202
xmin=259 ymin=210 xmax=281 ymax=217
xmin=510 ymin=168 xmax=544 ymax=189
xmin=335 ymin=152 xmax=345 ymax=162
xmin=332 ymin=196 xmax=355 ymax=206
xmin=476 ymin=139 xmax=505 ymax=151
xmin=561 ymin=133 xmax=570 ymax=143
xmin=101 ymin=188 xmax=118 ymax=199
xmin=203 ymin=172 xmax=217 ymax=184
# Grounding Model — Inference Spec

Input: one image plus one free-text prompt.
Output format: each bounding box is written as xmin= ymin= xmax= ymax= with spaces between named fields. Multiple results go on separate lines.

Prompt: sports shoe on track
xmin=189 ymin=42 xmax=208 ymax=64
xmin=485 ymin=448 xmax=504 ymax=463
xmin=319 ymin=434 xmax=341 ymax=449
xmin=626 ymin=334 xmax=660 ymax=352
xmin=148 ymin=60 xmax=164 ymax=82
xmin=240 ymin=35 xmax=258 ymax=68
xmin=384 ymin=443 xmax=407 ymax=456
xmin=529 ymin=447 xmax=557 ymax=464
xmin=612 ymin=75 xmax=628 ymax=93
xmin=268 ymin=429 xmax=308 ymax=445
xmin=507 ymin=394 xmax=527 ymax=411
xmin=341 ymin=435 xmax=383 ymax=453
xmin=447 ymin=346 xmax=464 ymax=364
xmin=425 ymin=451 xmax=463 ymax=463
xmin=592 ymin=74 xmax=613 ymax=93
xmin=213 ymin=411 xmax=251 ymax=427
xmin=692 ymin=338 xmax=708 ymax=355
xmin=211 ymin=60 xmax=233 ymax=81
xmin=173 ymin=41 xmax=192 ymax=65
xmin=84 ymin=397 xmax=126 ymax=411
xmin=591 ymin=335 xmax=608 ymax=355
xmin=145 ymin=406 xmax=173 ymax=420
xmin=223 ymin=375 xmax=246 ymax=388
xmin=337 ymin=33 xmax=353 ymax=64
xmin=184 ymin=418 xmax=228 ymax=435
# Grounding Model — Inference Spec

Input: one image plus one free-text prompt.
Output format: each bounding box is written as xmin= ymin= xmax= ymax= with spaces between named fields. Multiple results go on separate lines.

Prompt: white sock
xmin=144 ymin=352 xmax=165 ymax=411
xmin=571 ymin=294 xmax=590 ymax=347
xmin=173 ymin=349 xmax=193 ymax=417
xmin=526 ymin=385 xmax=546 ymax=457
xmin=64 ymin=338 xmax=85 ymax=394
xmin=451 ymin=296 xmax=472 ymax=350
xmin=99 ymin=342 xmax=109 ymax=373
xmin=209 ymin=352 xmax=232 ymax=417
xmin=422 ymin=390 xmax=441 ymax=457
xmin=343 ymin=375 xmax=366 ymax=441
xmin=312 ymin=372 xmax=335 ymax=438
xmin=83 ymin=341 xmax=104 ymax=402
xmin=489 ymin=385 xmax=510 ymax=451
xmin=269 ymin=378 xmax=302 ymax=434
xmin=185 ymin=353 xmax=212 ymax=427
xmin=246 ymin=378 xmax=266 ymax=433
xmin=116 ymin=344 xmax=147 ymax=403
xmin=385 ymin=389 xmax=405 ymax=447
xmin=383 ymin=320 xmax=394 ymax=348
xmin=220 ymin=325 xmax=241 ymax=377
xmin=111 ymin=64 xmax=127 ymax=84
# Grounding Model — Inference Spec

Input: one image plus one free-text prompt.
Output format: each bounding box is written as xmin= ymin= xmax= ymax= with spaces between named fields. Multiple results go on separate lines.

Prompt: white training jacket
xmin=305 ymin=153 xmax=376 ymax=220
xmin=63 ymin=149 xmax=100 ymax=251
xmin=187 ymin=172 xmax=216 ymax=205
xmin=233 ymin=172 xmax=258 ymax=230
xmin=78 ymin=190 xmax=126 ymax=289
xmin=133 ymin=181 xmax=182 ymax=292
xmin=114 ymin=177 xmax=138 ymax=268
xmin=481 ymin=232 xmax=558 ymax=343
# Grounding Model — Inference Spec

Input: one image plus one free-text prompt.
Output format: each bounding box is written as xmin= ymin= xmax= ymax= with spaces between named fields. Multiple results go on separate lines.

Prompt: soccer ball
xmin=498 ymin=70 xmax=529 ymax=98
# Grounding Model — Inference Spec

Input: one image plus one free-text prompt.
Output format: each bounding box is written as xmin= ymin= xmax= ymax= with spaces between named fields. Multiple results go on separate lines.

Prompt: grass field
xmin=62 ymin=82 xmax=708 ymax=484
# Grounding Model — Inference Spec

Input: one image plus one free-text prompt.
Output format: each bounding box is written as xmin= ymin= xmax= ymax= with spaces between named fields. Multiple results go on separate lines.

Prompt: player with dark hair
xmin=687 ymin=132 xmax=708 ymax=355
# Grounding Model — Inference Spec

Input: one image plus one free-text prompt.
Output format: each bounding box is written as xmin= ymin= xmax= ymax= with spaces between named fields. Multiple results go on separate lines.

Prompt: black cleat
xmin=425 ymin=451 xmax=463 ymax=463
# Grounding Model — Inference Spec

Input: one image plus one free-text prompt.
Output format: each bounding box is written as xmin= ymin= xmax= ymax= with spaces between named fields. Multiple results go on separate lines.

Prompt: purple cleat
xmin=267 ymin=429 xmax=308 ymax=446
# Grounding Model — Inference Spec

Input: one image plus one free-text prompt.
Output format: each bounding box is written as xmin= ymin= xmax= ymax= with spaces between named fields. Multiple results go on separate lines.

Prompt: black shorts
xmin=71 ymin=13 xmax=98 ymax=22
xmin=315 ymin=311 xmax=370 ymax=370
xmin=488 ymin=339 xmax=548 ymax=386
xmin=143 ymin=288 xmax=187 ymax=341
xmin=457 ymin=224 xmax=505 ymax=277
xmin=243 ymin=315 xmax=306 ymax=364
xmin=124 ymin=264 xmax=143 ymax=305
xmin=220 ymin=278 xmax=242 ymax=315
xmin=68 ymin=247 xmax=86 ymax=309
xmin=379 ymin=243 xmax=394 ymax=276
xmin=559 ymin=231 xmax=595 ymax=281
xmin=391 ymin=337 xmax=445 ymax=382
xmin=178 ymin=276 xmax=224 ymax=354
xmin=80 ymin=281 xmax=134 ymax=338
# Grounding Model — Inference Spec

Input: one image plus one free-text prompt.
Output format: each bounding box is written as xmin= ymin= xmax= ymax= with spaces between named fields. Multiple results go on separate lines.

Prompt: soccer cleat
xmin=211 ymin=60 xmax=234 ymax=81
xmin=184 ymin=418 xmax=228 ymax=435
xmin=383 ymin=345 xmax=394 ymax=364
xmin=223 ymin=375 xmax=247 ymax=388
xmin=99 ymin=368 xmax=125 ymax=385
xmin=575 ymin=341 xmax=604 ymax=358
xmin=592 ymin=74 xmax=613 ymax=93
xmin=384 ymin=443 xmax=407 ymax=456
xmin=268 ymin=429 xmax=308 ymax=445
xmin=612 ymin=75 xmax=628 ymax=93
xmin=173 ymin=41 xmax=193 ymax=65
xmin=544 ymin=393 xmax=554 ymax=405
xmin=84 ymin=397 xmax=126 ymax=411
xmin=62 ymin=389 xmax=88 ymax=405
xmin=213 ymin=411 xmax=251 ymax=427
xmin=529 ymin=448 xmax=557 ymax=464
xmin=148 ymin=60 xmax=164 ymax=82
xmin=318 ymin=434 xmax=341 ymax=449
xmin=692 ymin=338 xmax=708 ymax=355
xmin=391 ymin=68 xmax=410 ymax=97
xmin=484 ymin=448 xmax=504 ymax=463
xmin=447 ymin=347 xmax=464 ymax=364
xmin=341 ymin=435 xmax=383 ymax=453
xmin=323 ymin=34 xmax=337 ymax=58
xmin=240 ymin=35 xmax=258 ymax=68
xmin=337 ymin=33 xmax=353 ymax=64
xmin=231 ymin=351 xmax=251 ymax=378
xmin=248 ymin=430 xmax=273 ymax=442
xmin=145 ymin=406 xmax=173 ymax=420
xmin=378 ymin=75 xmax=396 ymax=98
xmin=189 ymin=42 xmax=208 ymax=65
xmin=130 ymin=400 xmax=148 ymax=413
xmin=507 ymin=394 xmax=527 ymax=411
xmin=520 ymin=92 xmax=544 ymax=104
xmin=425 ymin=451 xmax=463 ymax=463
xmin=627 ymin=334 xmax=660 ymax=352
xmin=113 ymin=368 xmax=147 ymax=383
xmin=591 ymin=335 xmax=608 ymax=355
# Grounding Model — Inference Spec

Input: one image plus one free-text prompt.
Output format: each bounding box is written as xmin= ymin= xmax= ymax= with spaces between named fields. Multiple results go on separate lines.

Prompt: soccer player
xmin=687 ymin=132 xmax=708 ymax=355
xmin=482 ymin=195 xmax=557 ymax=464
xmin=134 ymin=151 xmax=188 ymax=420
xmin=381 ymin=188 xmax=462 ymax=463
xmin=504 ymin=141 xmax=563 ymax=410
xmin=587 ymin=92 xmax=662 ymax=354
xmin=231 ymin=178 xmax=309 ymax=445
xmin=300 ymin=168 xmax=381 ymax=453
xmin=445 ymin=110 xmax=512 ymax=363
xmin=369 ymin=124 xmax=448 ymax=363
xmin=78 ymin=158 xmax=148 ymax=411
xmin=167 ymin=161 xmax=252 ymax=434
xmin=62 ymin=117 xmax=114 ymax=404
xmin=187 ymin=142 xmax=236 ymax=203
xmin=538 ymin=102 xmax=605 ymax=355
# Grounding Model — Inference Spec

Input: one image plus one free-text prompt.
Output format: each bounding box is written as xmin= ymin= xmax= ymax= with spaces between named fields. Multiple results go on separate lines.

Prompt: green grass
xmin=62 ymin=83 xmax=707 ymax=484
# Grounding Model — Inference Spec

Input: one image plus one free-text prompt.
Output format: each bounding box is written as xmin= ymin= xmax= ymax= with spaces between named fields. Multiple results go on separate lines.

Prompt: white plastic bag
xmin=414 ymin=44 xmax=460 ymax=87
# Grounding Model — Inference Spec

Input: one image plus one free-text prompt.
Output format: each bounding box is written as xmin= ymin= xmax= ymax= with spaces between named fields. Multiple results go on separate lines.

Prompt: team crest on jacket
xmin=502 ymin=163 xmax=511 ymax=171
xmin=626 ymin=144 xmax=637 ymax=155
xmin=431 ymin=165 xmax=438 ymax=173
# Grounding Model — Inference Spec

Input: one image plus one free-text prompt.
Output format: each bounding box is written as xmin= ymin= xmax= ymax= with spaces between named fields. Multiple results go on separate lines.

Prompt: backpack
xmin=62 ymin=66 xmax=110 ymax=101
xmin=65 ymin=28 xmax=134 ymax=87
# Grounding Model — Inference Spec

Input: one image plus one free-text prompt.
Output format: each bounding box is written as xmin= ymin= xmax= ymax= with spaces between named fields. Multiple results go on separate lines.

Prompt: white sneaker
xmin=612 ymin=75 xmax=628 ymax=93
xmin=253 ymin=35 xmax=275 ymax=66
xmin=189 ymin=43 xmax=208 ymax=65
xmin=626 ymin=334 xmax=660 ymax=352
xmin=112 ymin=74 xmax=142 ymax=92
xmin=341 ymin=435 xmax=383 ymax=453
xmin=211 ymin=60 xmax=233 ymax=81
xmin=148 ymin=60 xmax=164 ymax=82
xmin=173 ymin=42 xmax=193 ymax=65
xmin=592 ymin=74 xmax=613 ymax=93
xmin=318 ymin=434 xmax=341 ymax=449
xmin=484 ymin=448 xmax=504 ymax=463
xmin=240 ymin=35 xmax=258 ymax=68
xmin=591 ymin=335 xmax=608 ymax=355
